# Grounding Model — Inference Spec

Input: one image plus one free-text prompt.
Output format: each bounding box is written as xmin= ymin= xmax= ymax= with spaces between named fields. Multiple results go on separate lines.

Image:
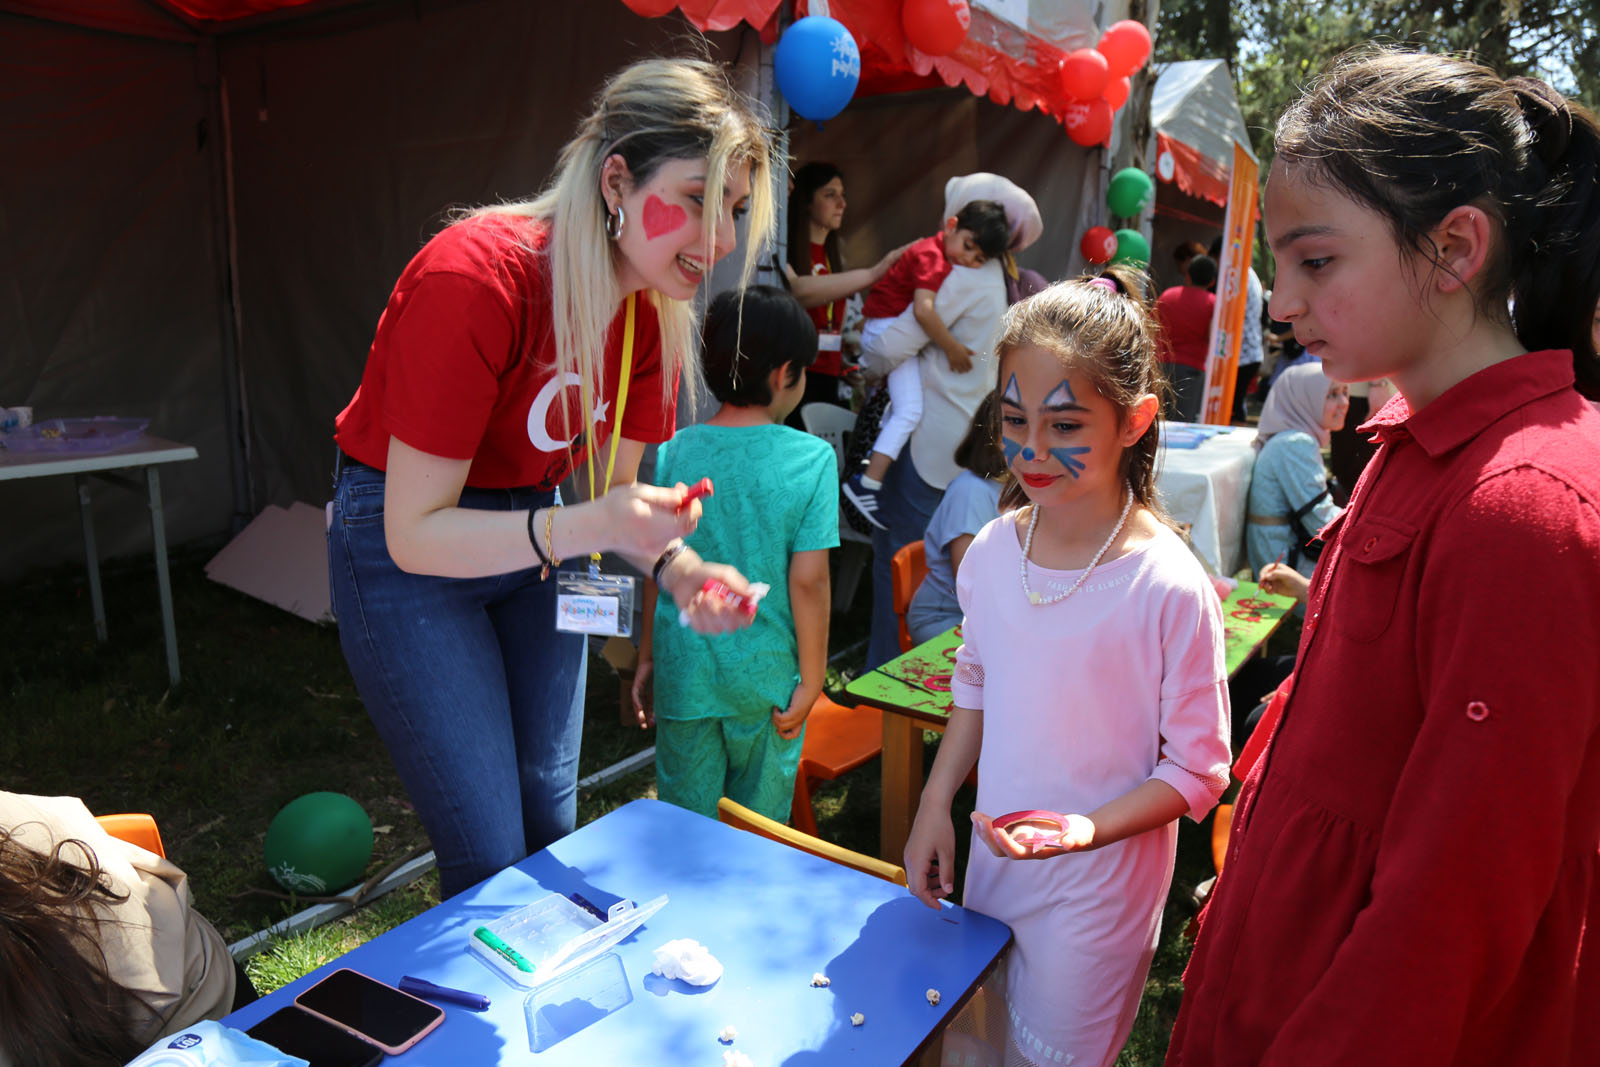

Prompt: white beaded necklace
xmin=1019 ymin=489 xmax=1134 ymax=606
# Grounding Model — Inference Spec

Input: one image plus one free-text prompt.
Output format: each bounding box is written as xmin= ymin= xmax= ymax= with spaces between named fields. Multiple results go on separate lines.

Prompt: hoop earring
xmin=605 ymin=204 xmax=625 ymax=241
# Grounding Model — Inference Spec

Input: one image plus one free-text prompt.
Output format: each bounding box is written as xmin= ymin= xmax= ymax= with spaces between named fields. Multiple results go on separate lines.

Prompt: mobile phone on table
xmin=246 ymin=1005 xmax=384 ymax=1067
xmin=292 ymin=967 xmax=445 ymax=1055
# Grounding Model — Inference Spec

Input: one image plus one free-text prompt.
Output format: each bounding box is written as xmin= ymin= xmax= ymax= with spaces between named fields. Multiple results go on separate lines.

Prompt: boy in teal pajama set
xmin=634 ymin=286 xmax=839 ymax=821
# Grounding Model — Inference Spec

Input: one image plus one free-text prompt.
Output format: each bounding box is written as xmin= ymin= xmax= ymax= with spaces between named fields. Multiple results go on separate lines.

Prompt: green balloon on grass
xmin=1112 ymin=228 xmax=1150 ymax=267
xmin=264 ymin=792 xmax=373 ymax=894
xmin=1106 ymin=167 xmax=1155 ymax=218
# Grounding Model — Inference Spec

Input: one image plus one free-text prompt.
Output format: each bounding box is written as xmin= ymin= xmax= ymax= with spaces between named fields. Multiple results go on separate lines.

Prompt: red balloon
xmin=621 ymin=0 xmax=679 ymax=16
xmin=1059 ymin=48 xmax=1109 ymax=102
xmin=1104 ymin=75 xmax=1131 ymax=110
xmin=1097 ymin=20 xmax=1152 ymax=78
xmin=1063 ymin=97 xmax=1113 ymax=147
xmin=902 ymin=0 xmax=971 ymax=57
xmin=1080 ymin=225 xmax=1117 ymax=264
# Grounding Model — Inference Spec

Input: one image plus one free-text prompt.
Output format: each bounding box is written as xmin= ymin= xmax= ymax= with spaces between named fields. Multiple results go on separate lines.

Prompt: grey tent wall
xmin=1 ymin=14 xmax=238 ymax=581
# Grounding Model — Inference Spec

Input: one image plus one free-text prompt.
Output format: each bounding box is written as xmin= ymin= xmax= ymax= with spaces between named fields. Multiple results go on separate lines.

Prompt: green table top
xmin=844 ymin=580 xmax=1297 ymax=723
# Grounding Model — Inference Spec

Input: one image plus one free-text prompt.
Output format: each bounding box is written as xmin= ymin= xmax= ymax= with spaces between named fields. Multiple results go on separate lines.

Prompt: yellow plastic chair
xmin=95 ymin=813 xmax=166 ymax=858
xmin=717 ymin=797 xmax=907 ymax=887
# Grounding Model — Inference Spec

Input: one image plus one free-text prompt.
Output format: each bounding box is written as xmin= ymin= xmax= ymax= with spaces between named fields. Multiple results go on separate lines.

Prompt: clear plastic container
xmin=1 ymin=417 xmax=150 ymax=453
xmin=469 ymin=892 xmax=668 ymax=990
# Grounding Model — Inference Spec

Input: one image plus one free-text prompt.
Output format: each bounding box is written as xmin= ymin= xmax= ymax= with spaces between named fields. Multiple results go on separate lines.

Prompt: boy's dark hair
xmin=1186 ymin=255 xmax=1218 ymax=288
xmin=953 ymin=200 xmax=1011 ymax=259
xmin=1277 ymin=46 xmax=1600 ymax=399
xmin=954 ymin=391 xmax=1007 ymax=480
xmin=1173 ymin=240 xmax=1206 ymax=268
xmin=701 ymin=285 xmax=818 ymax=407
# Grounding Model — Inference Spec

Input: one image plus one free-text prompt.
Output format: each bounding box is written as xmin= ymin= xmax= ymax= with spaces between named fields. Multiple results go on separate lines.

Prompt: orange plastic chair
xmin=790 ymin=694 xmax=883 ymax=837
xmin=891 ymin=540 xmax=929 ymax=653
xmin=719 ymin=797 xmax=907 ymax=886
xmin=95 ymin=813 xmax=166 ymax=858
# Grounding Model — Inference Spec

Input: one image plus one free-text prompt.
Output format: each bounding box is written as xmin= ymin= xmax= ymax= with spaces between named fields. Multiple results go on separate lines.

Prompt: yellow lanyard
xmin=582 ymin=293 xmax=635 ymax=563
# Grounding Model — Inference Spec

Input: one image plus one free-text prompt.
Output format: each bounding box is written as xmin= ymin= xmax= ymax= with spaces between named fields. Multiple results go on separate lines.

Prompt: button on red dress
xmin=1166 ymin=351 xmax=1600 ymax=1066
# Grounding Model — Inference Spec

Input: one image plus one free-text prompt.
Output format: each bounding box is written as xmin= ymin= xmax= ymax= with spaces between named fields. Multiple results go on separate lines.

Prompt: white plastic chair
xmin=800 ymin=402 xmax=872 ymax=612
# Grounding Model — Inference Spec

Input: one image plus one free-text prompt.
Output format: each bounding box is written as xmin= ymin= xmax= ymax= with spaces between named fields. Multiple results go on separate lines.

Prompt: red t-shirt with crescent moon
xmin=334 ymin=213 xmax=676 ymax=489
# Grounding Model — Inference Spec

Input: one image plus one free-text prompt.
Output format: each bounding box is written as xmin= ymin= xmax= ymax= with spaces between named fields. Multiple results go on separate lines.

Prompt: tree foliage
xmin=1156 ymin=0 xmax=1600 ymax=167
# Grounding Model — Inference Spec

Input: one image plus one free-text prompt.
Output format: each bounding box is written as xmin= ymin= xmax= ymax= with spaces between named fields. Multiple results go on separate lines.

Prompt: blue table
xmin=225 ymin=799 xmax=1012 ymax=1064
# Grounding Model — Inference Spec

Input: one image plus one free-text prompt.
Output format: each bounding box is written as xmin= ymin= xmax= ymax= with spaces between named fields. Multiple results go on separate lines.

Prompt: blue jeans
xmin=327 ymin=459 xmax=585 ymax=898
xmin=867 ymin=456 xmax=946 ymax=668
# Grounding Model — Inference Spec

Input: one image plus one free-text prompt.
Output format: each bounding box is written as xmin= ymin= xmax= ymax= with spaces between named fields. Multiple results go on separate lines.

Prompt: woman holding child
xmin=327 ymin=58 xmax=775 ymax=898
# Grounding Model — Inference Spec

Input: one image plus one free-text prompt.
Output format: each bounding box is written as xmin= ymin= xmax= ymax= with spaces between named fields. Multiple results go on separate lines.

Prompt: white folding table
xmin=1155 ymin=425 xmax=1260 ymax=576
xmin=0 ymin=435 xmax=199 ymax=685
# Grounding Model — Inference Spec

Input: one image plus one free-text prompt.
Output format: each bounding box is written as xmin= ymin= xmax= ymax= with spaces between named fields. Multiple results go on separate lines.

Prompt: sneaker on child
xmin=841 ymin=472 xmax=888 ymax=531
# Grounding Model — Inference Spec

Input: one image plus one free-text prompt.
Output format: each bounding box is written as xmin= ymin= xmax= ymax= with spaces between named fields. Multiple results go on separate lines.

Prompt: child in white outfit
xmin=841 ymin=200 xmax=1010 ymax=530
xmin=904 ymin=272 xmax=1232 ymax=1067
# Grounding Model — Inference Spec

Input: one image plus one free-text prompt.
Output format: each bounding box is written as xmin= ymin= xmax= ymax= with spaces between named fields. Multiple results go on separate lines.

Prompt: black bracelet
xmin=652 ymin=541 xmax=687 ymax=586
xmin=528 ymin=507 xmax=552 ymax=569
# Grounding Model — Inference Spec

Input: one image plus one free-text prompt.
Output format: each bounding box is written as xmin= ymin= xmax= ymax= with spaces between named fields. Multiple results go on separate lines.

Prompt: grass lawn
xmin=0 ymin=541 xmax=1270 ymax=1064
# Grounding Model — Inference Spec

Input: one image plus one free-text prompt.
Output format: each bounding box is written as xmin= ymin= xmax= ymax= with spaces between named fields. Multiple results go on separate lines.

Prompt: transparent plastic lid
xmin=470 ymin=892 xmax=668 ymax=989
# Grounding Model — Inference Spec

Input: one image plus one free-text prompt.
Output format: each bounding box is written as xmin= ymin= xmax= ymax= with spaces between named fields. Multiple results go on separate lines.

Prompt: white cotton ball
xmin=650 ymin=938 xmax=723 ymax=986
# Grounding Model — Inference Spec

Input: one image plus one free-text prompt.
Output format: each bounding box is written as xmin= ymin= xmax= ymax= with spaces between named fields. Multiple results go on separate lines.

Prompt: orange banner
xmin=1201 ymin=141 xmax=1260 ymax=425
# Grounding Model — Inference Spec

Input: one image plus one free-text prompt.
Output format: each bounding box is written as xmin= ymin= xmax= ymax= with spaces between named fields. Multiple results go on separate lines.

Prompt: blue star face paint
xmin=1048 ymin=446 xmax=1091 ymax=478
xmin=1042 ymin=378 xmax=1078 ymax=410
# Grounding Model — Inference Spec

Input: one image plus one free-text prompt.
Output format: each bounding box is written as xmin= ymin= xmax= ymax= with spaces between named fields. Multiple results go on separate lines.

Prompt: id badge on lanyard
xmin=554 ymin=294 xmax=639 ymax=638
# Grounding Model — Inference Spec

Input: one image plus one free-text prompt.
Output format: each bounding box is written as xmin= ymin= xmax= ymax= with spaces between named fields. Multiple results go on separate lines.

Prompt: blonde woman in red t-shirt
xmin=328 ymin=58 xmax=777 ymax=897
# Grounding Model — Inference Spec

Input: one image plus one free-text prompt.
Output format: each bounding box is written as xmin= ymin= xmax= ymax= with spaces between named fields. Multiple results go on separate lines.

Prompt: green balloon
xmin=265 ymin=792 xmax=373 ymax=894
xmin=1106 ymin=167 xmax=1155 ymax=218
xmin=1112 ymin=228 xmax=1151 ymax=267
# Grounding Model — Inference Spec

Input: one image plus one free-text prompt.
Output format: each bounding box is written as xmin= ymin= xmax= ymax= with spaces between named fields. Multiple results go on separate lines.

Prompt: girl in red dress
xmin=1166 ymin=48 xmax=1600 ymax=1065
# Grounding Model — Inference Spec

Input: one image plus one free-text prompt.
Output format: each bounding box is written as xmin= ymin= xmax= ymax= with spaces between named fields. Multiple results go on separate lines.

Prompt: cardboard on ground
xmin=205 ymin=501 xmax=332 ymax=623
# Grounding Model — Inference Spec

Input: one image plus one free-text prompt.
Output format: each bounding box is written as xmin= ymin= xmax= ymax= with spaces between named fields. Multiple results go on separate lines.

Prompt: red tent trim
xmin=1156 ymin=131 xmax=1230 ymax=208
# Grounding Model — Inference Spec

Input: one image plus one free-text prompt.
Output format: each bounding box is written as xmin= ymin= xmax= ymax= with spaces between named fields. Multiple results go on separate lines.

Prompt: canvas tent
xmin=1 ymin=0 xmax=1125 ymax=581
xmin=1147 ymin=58 xmax=1255 ymax=290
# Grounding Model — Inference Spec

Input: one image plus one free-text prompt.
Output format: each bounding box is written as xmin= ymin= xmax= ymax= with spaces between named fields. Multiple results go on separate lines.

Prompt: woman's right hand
xmin=903 ymin=804 xmax=956 ymax=910
xmin=602 ymin=482 xmax=701 ymax=559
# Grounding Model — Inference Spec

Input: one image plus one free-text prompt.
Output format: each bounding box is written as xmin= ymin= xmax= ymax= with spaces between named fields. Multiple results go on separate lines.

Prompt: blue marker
xmin=398 ymin=975 xmax=491 ymax=1011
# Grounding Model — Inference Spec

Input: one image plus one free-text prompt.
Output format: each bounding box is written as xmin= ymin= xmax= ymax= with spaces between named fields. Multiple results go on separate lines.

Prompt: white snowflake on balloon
xmin=829 ymin=31 xmax=861 ymax=79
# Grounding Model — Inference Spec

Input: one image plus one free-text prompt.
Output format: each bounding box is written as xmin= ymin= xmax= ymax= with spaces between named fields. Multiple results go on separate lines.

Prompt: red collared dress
xmin=1166 ymin=350 xmax=1600 ymax=1066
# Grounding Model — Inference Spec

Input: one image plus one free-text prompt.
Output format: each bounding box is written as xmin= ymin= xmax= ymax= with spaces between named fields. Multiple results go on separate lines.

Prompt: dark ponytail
xmin=1275 ymin=47 xmax=1600 ymax=400
xmin=1504 ymin=77 xmax=1600 ymax=399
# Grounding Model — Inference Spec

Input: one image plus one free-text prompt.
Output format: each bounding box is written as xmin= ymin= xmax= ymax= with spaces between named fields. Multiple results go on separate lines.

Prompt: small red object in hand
xmin=700 ymin=579 xmax=759 ymax=617
xmin=677 ymin=478 xmax=714 ymax=513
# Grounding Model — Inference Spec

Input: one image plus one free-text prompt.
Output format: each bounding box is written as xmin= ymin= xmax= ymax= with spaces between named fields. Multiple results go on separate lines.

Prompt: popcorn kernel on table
xmin=810 ymin=972 xmax=830 ymax=987
xmin=926 ymin=988 xmax=941 ymax=1005
xmin=850 ymin=1012 xmax=865 ymax=1026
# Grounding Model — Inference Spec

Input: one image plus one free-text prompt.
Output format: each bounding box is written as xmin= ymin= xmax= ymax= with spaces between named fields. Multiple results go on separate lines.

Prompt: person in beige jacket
xmin=0 ymin=792 xmax=243 ymax=1067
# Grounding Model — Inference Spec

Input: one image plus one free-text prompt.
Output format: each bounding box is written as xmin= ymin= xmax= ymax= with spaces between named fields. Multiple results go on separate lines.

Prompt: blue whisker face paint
xmin=1043 ymin=379 xmax=1078 ymax=409
xmin=1003 ymin=374 xmax=1023 ymax=407
xmin=1002 ymin=435 xmax=1024 ymax=466
xmin=1049 ymin=446 xmax=1091 ymax=478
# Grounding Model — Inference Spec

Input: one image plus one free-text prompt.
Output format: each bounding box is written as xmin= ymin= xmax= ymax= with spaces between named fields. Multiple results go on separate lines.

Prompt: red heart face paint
xmin=642 ymin=195 xmax=689 ymax=241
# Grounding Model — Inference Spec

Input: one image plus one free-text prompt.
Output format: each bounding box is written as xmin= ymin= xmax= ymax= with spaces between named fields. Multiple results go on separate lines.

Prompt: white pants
xmin=862 ymin=317 xmax=924 ymax=461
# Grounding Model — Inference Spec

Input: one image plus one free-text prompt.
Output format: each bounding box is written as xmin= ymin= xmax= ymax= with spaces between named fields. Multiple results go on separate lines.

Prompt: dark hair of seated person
xmin=701 ymin=284 xmax=820 ymax=407
xmin=955 ymin=390 xmax=1008 ymax=480
xmin=0 ymin=827 xmax=152 ymax=1067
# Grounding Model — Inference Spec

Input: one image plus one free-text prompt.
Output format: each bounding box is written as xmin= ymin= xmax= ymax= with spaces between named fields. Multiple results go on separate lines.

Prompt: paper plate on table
xmin=0 ymin=417 xmax=150 ymax=453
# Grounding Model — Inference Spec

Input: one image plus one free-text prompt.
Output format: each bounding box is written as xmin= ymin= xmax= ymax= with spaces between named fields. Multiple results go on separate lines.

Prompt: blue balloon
xmin=775 ymin=16 xmax=861 ymax=122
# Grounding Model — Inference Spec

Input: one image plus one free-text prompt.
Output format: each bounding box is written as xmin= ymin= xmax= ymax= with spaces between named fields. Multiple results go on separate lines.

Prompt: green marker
xmin=473 ymin=926 xmax=535 ymax=972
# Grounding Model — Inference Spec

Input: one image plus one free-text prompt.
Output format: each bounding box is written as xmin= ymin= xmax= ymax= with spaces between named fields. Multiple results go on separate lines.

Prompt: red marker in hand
xmin=677 ymin=478 xmax=714 ymax=513
xmin=679 ymin=579 xmax=769 ymax=626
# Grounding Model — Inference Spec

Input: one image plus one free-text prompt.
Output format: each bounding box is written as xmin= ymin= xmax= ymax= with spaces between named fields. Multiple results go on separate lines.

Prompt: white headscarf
xmin=1256 ymin=361 xmax=1335 ymax=450
xmin=943 ymin=173 xmax=1043 ymax=253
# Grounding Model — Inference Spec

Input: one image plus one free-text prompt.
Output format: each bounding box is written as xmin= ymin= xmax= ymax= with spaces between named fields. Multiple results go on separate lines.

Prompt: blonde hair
xmin=995 ymin=267 xmax=1170 ymax=520
xmin=480 ymin=57 xmax=777 ymax=439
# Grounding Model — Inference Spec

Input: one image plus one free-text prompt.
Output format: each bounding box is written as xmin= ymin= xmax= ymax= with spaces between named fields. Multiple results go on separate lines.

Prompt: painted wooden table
xmin=225 ymin=799 xmax=1011 ymax=1066
xmin=846 ymin=581 xmax=1297 ymax=861
xmin=0 ymin=434 xmax=198 ymax=685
